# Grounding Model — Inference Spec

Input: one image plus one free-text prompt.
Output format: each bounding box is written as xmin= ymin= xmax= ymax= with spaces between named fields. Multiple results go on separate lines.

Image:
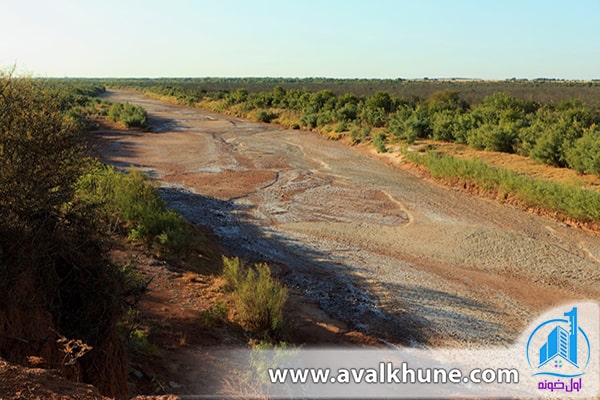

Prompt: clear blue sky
xmin=2 ymin=0 xmax=599 ymax=79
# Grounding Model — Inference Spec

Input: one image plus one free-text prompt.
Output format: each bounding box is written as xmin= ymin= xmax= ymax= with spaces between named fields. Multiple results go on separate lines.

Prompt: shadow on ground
xmin=158 ymin=186 xmax=509 ymax=347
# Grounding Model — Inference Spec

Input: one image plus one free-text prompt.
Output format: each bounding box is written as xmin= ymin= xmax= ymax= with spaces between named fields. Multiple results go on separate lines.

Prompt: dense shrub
xmin=77 ymin=166 xmax=191 ymax=250
xmin=222 ymin=256 xmax=287 ymax=336
xmin=432 ymin=110 xmax=462 ymax=142
xmin=566 ymin=125 xmax=600 ymax=175
xmin=256 ymin=109 xmax=278 ymax=123
xmin=467 ymin=123 xmax=518 ymax=153
xmin=373 ymin=131 xmax=388 ymax=153
xmin=107 ymin=102 xmax=148 ymax=128
xmin=349 ymin=125 xmax=371 ymax=145
xmin=0 ymin=74 xmax=128 ymax=397
xmin=0 ymin=78 xmax=86 ymax=231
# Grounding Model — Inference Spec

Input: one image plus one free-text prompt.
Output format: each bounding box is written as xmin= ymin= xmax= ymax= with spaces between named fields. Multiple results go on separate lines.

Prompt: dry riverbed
xmin=96 ymin=89 xmax=600 ymax=348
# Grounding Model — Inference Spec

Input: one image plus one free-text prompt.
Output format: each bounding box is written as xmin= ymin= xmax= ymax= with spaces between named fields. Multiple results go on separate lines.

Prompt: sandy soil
xmin=95 ymin=89 xmax=600 ymax=348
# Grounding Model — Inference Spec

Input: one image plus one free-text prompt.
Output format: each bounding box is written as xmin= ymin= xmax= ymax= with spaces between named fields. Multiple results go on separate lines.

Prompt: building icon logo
xmin=526 ymin=307 xmax=591 ymax=379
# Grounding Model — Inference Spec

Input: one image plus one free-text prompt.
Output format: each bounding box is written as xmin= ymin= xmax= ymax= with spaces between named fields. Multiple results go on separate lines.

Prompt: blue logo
xmin=526 ymin=307 xmax=591 ymax=379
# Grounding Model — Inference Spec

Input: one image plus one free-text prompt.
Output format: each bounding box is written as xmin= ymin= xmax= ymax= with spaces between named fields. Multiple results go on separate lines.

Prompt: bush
xmin=256 ymin=109 xmax=277 ymax=123
xmin=0 ymin=74 xmax=128 ymax=396
xmin=349 ymin=125 xmax=371 ymax=145
xmin=359 ymin=105 xmax=387 ymax=127
xmin=221 ymin=256 xmax=287 ymax=336
xmin=334 ymin=121 xmax=348 ymax=132
xmin=0 ymin=77 xmax=85 ymax=231
xmin=530 ymin=127 xmax=565 ymax=167
xmin=373 ymin=131 xmax=388 ymax=153
xmin=107 ymin=102 xmax=147 ymax=128
xmin=300 ymin=113 xmax=318 ymax=128
xmin=432 ymin=110 xmax=461 ymax=142
xmin=77 ymin=165 xmax=191 ymax=250
xmin=467 ymin=123 xmax=517 ymax=152
xmin=566 ymin=125 xmax=600 ymax=176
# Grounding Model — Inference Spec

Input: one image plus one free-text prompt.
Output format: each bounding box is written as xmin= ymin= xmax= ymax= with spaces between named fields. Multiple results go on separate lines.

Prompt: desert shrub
xmin=373 ymin=131 xmax=388 ymax=153
xmin=431 ymin=110 xmax=462 ymax=142
xmin=222 ymin=255 xmax=243 ymax=289
xmin=107 ymin=102 xmax=147 ymax=128
xmin=256 ymin=109 xmax=277 ymax=123
xmin=0 ymin=74 xmax=128 ymax=396
xmin=337 ymin=102 xmax=358 ymax=122
xmin=565 ymin=125 xmax=600 ymax=176
xmin=467 ymin=123 xmax=518 ymax=152
xmin=530 ymin=126 xmax=566 ymax=167
xmin=359 ymin=104 xmax=387 ymax=127
xmin=388 ymin=107 xmax=418 ymax=143
xmin=221 ymin=256 xmax=287 ymax=336
xmin=77 ymin=165 xmax=191 ymax=250
xmin=316 ymin=110 xmax=336 ymax=126
xmin=334 ymin=120 xmax=348 ymax=132
xmin=349 ymin=125 xmax=371 ymax=145
xmin=202 ymin=301 xmax=229 ymax=326
xmin=426 ymin=90 xmax=466 ymax=113
xmin=300 ymin=113 xmax=318 ymax=128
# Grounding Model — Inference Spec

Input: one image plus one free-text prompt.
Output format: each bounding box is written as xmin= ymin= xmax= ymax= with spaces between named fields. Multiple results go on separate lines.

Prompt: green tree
xmin=565 ymin=125 xmax=600 ymax=176
xmin=0 ymin=76 xmax=85 ymax=230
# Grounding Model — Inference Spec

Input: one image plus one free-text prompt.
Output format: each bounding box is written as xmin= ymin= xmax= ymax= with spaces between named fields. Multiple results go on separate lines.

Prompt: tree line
xmin=131 ymin=82 xmax=600 ymax=177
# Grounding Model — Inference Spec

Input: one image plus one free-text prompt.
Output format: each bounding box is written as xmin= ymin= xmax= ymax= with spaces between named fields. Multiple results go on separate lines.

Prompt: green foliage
xmin=222 ymin=256 xmax=243 ymax=290
xmin=388 ymin=107 xmax=417 ymax=143
xmin=426 ymin=90 xmax=466 ymax=113
xmin=432 ymin=110 xmax=463 ymax=142
xmin=566 ymin=125 xmax=600 ymax=176
xmin=530 ymin=126 xmax=565 ymax=167
xmin=334 ymin=120 xmax=348 ymax=132
xmin=202 ymin=301 xmax=229 ymax=326
xmin=221 ymin=256 xmax=287 ymax=336
xmin=408 ymin=151 xmax=600 ymax=222
xmin=0 ymin=76 xmax=86 ymax=232
xmin=349 ymin=125 xmax=371 ymax=145
xmin=359 ymin=103 xmax=388 ymax=127
xmin=77 ymin=165 xmax=191 ymax=250
xmin=467 ymin=123 xmax=518 ymax=153
xmin=107 ymin=102 xmax=148 ymax=128
xmin=373 ymin=131 xmax=388 ymax=153
xmin=0 ymin=74 xmax=127 ymax=385
xmin=256 ymin=109 xmax=278 ymax=123
xmin=300 ymin=113 xmax=318 ymax=129
xmin=129 ymin=328 xmax=158 ymax=355
xmin=365 ymin=91 xmax=395 ymax=113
